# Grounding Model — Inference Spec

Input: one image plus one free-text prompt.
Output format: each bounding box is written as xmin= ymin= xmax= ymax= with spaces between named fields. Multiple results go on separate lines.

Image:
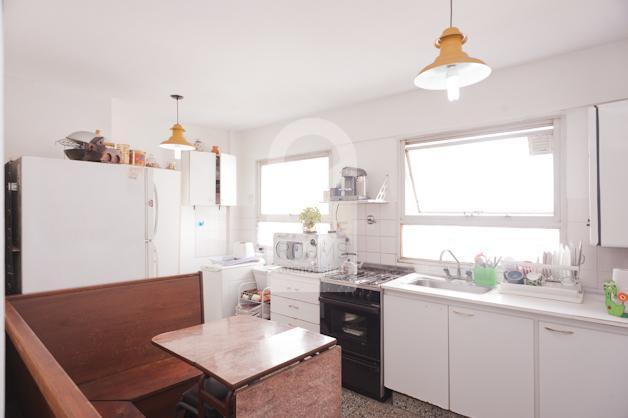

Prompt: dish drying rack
xmin=235 ymin=282 xmax=271 ymax=319
xmin=497 ymin=260 xmax=585 ymax=303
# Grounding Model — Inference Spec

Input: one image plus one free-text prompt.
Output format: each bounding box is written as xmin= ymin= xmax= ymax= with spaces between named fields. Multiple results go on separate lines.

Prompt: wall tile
xmin=379 ymin=202 xmax=398 ymax=220
xmin=357 ymin=204 xmax=368 ymax=220
xmin=357 ymin=235 xmax=367 ymax=253
xmin=380 ymin=237 xmax=396 ymax=254
xmin=365 ymin=221 xmax=380 ymax=237
xmin=578 ymin=269 xmax=598 ymax=290
xmin=597 ymin=247 xmax=628 ymax=272
xmin=379 ymin=220 xmax=398 ymax=238
xmin=381 ymin=253 xmax=397 ymax=265
xmin=357 ymin=219 xmax=367 ymax=235
xmin=366 ymin=236 xmax=380 ymax=252
xmin=365 ymin=204 xmax=381 ymax=220
xmin=365 ymin=252 xmax=381 ymax=264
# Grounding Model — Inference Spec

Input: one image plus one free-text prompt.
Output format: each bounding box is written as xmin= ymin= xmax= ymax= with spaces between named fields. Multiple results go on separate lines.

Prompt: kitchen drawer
xmin=269 ymin=273 xmax=320 ymax=304
xmin=270 ymin=312 xmax=320 ymax=333
xmin=271 ymin=295 xmax=320 ymax=324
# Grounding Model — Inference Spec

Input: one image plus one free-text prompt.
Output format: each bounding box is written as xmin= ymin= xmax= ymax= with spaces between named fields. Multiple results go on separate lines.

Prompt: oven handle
xmin=319 ymin=296 xmax=380 ymax=315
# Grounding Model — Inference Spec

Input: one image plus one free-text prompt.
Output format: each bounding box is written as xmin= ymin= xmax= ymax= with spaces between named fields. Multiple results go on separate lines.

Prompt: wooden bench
xmin=6 ymin=273 xmax=205 ymax=418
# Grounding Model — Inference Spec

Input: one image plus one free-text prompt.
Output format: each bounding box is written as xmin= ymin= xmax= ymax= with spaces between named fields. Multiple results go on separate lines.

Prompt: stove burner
xmin=324 ymin=263 xmax=414 ymax=288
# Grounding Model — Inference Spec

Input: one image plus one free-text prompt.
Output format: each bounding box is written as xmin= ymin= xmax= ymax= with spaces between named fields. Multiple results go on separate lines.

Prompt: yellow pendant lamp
xmin=160 ymin=94 xmax=195 ymax=159
xmin=414 ymin=0 xmax=491 ymax=101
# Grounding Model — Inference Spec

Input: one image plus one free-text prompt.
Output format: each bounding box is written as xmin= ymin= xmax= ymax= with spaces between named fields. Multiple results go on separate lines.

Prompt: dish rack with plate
xmin=235 ymin=282 xmax=271 ymax=319
xmin=497 ymin=260 xmax=585 ymax=303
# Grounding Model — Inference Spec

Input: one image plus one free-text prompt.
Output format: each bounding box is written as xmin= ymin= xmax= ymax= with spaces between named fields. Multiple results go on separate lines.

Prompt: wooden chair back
xmin=8 ymin=273 xmax=203 ymax=385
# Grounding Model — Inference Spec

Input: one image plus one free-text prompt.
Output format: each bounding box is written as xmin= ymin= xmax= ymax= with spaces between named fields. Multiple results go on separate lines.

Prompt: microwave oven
xmin=273 ymin=232 xmax=343 ymax=272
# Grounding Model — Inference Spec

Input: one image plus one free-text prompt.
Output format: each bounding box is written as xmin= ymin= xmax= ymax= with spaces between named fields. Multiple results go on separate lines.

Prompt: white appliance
xmin=201 ymin=260 xmax=264 ymax=322
xmin=273 ymin=232 xmax=343 ymax=272
xmin=589 ymin=99 xmax=628 ymax=247
xmin=6 ymin=156 xmax=181 ymax=294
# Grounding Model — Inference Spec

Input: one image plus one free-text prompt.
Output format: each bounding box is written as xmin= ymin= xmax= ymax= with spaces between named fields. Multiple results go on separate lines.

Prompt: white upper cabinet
xmin=182 ymin=151 xmax=236 ymax=206
xmin=449 ymin=306 xmax=534 ymax=418
xmin=383 ymin=293 xmax=449 ymax=410
xmin=539 ymin=322 xmax=628 ymax=418
xmin=589 ymin=99 xmax=628 ymax=247
xmin=219 ymin=152 xmax=237 ymax=206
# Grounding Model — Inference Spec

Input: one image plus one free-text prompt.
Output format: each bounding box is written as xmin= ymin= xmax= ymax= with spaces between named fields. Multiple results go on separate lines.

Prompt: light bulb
xmin=174 ymin=147 xmax=182 ymax=160
xmin=446 ymin=66 xmax=460 ymax=101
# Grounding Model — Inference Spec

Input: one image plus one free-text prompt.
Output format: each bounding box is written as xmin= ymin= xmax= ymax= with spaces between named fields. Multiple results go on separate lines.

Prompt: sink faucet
xmin=439 ymin=249 xmax=462 ymax=280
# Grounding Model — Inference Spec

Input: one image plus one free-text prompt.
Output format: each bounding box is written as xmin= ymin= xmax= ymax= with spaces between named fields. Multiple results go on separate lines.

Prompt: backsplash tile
xmin=366 ymin=236 xmax=380 ymax=252
xmin=381 ymin=253 xmax=396 ymax=265
xmin=380 ymin=237 xmax=396 ymax=254
xmin=379 ymin=220 xmax=397 ymax=238
xmin=365 ymin=221 xmax=380 ymax=237
xmin=379 ymin=202 xmax=398 ymax=220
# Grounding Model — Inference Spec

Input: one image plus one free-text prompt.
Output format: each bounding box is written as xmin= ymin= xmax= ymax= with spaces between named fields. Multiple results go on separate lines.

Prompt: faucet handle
xmin=443 ymin=267 xmax=452 ymax=279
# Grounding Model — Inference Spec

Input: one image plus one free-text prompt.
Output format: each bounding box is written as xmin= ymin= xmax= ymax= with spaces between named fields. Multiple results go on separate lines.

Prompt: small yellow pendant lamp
xmin=160 ymin=94 xmax=195 ymax=159
xmin=414 ymin=0 xmax=491 ymax=101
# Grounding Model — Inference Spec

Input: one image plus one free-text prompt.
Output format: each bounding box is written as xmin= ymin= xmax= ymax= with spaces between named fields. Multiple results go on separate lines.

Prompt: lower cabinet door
xmin=449 ymin=306 xmax=534 ymax=418
xmin=383 ymin=292 xmax=449 ymax=409
xmin=539 ymin=321 xmax=628 ymax=418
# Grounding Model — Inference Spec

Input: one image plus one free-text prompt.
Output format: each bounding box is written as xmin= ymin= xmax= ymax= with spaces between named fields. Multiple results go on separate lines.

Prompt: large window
xmin=402 ymin=121 xmax=560 ymax=262
xmin=257 ymin=154 xmax=330 ymax=246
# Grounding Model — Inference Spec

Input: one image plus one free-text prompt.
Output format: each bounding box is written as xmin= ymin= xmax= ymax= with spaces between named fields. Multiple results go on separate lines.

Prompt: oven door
xmin=319 ymin=296 xmax=380 ymax=361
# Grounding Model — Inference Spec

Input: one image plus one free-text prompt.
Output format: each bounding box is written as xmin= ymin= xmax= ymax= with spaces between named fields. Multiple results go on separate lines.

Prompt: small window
xmin=257 ymin=154 xmax=330 ymax=246
xmin=260 ymin=156 xmax=329 ymax=216
xmin=402 ymin=122 xmax=560 ymax=262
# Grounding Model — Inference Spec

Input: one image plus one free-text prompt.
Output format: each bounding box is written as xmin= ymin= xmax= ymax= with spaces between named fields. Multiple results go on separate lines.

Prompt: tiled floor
xmin=343 ymin=389 xmax=465 ymax=417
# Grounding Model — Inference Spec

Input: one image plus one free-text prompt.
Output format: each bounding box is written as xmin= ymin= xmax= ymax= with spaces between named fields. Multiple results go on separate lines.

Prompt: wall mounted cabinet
xmin=181 ymin=151 xmax=237 ymax=206
xmin=589 ymin=99 xmax=628 ymax=247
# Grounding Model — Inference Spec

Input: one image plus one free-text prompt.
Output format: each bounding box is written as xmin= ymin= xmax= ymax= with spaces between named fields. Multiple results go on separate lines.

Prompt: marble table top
xmin=152 ymin=316 xmax=336 ymax=389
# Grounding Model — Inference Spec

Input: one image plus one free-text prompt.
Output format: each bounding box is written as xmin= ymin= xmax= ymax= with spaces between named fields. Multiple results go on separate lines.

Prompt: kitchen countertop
xmin=383 ymin=273 xmax=628 ymax=330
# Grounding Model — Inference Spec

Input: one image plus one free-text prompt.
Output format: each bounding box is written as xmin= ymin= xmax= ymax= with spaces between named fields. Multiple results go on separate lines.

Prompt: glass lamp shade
xmin=414 ymin=27 xmax=491 ymax=91
xmin=160 ymin=123 xmax=195 ymax=151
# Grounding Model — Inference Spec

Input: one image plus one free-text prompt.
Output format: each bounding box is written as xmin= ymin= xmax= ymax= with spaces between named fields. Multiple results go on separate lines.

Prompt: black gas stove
xmin=319 ymin=263 xmax=414 ymax=400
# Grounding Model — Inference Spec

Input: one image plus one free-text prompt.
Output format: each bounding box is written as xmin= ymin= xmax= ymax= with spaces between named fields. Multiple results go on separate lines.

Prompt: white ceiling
xmin=5 ymin=0 xmax=628 ymax=130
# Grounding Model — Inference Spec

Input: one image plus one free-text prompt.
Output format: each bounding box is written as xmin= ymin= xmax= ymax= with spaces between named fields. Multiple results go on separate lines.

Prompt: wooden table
xmin=152 ymin=316 xmax=338 ymax=417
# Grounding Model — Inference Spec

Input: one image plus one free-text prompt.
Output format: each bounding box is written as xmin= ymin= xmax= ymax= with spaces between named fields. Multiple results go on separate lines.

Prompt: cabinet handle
xmin=544 ymin=326 xmax=574 ymax=335
xmin=452 ymin=310 xmax=474 ymax=317
xmin=288 ymin=304 xmax=300 ymax=310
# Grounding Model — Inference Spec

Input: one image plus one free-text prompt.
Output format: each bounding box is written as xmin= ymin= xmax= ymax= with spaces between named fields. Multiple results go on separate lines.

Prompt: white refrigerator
xmin=7 ymin=156 xmax=181 ymax=293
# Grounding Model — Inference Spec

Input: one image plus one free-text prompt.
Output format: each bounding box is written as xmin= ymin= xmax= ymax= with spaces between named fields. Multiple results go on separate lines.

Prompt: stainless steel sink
xmin=408 ymin=276 xmax=492 ymax=294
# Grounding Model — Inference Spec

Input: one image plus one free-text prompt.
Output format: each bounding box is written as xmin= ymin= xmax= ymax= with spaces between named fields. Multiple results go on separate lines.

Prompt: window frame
xmin=256 ymin=150 xmax=332 ymax=224
xmin=399 ymin=118 xmax=564 ymax=264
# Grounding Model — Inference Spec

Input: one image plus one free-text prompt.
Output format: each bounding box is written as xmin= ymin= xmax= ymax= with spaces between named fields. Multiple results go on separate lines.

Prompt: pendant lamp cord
xmin=449 ymin=0 xmax=453 ymax=27
xmin=176 ymin=98 xmax=179 ymax=124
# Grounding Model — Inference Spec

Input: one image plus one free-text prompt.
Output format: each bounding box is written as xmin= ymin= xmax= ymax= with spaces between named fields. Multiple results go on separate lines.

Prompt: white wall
xmin=232 ymin=38 xmax=628 ymax=291
xmin=4 ymin=74 xmax=233 ymax=275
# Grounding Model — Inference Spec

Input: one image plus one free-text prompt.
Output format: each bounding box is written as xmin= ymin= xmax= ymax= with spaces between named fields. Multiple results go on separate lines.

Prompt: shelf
xmin=322 ymin=199 xmax=389 ymax=204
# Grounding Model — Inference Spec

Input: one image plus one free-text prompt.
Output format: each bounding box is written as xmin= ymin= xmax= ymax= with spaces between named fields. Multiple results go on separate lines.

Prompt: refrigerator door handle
xmin=153 ymin=244 xmax=160 ymax=277
xmin=153 ymin=184 xmax=159 ymax=238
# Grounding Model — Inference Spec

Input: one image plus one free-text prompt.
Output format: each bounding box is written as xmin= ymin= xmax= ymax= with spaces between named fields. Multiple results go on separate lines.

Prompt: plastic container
xmin=473 ymin=266 xmax=498 ymax=287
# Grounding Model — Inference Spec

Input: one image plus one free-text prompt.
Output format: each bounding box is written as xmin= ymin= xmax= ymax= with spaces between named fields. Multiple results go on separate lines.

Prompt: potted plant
xmin=298 ymin=207 xmax=321 ymax=233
